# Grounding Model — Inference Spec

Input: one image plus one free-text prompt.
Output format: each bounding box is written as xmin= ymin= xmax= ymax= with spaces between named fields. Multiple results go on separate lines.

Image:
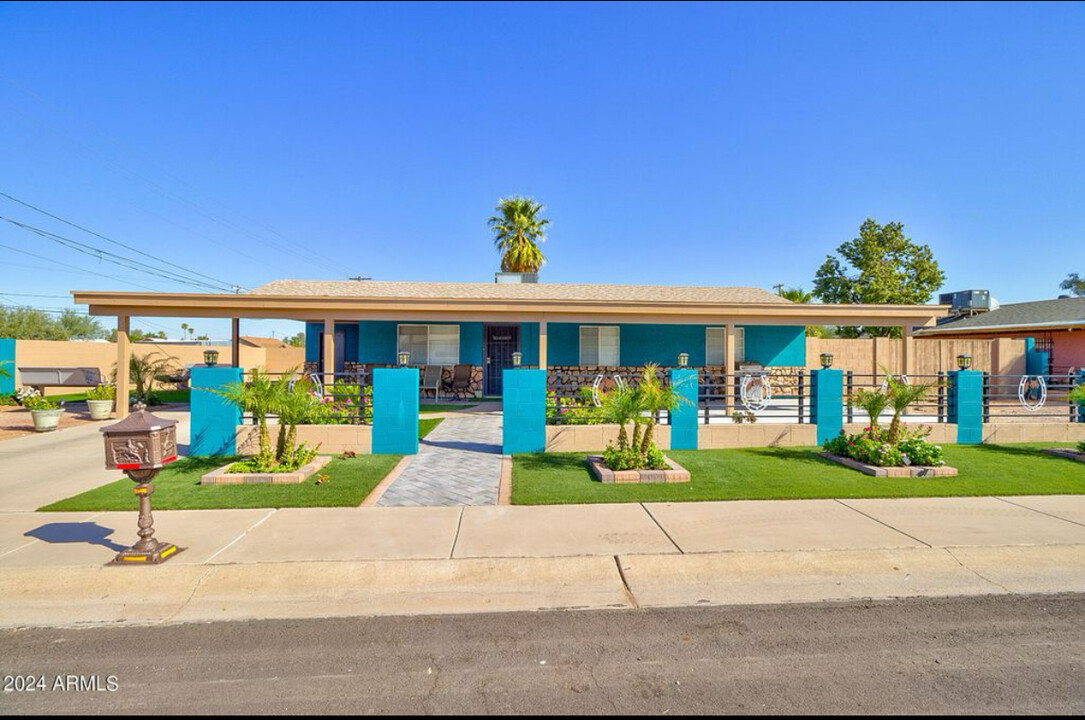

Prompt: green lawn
xmin=419 ymin=403 xmax=478 ymax=414
xmin=45 ymin=389 xmax=191 ymax=404
xmin=419 ymin=417 xmax=442 ymax=438
xmin=511 ymin=443 xmax=1085 ymax=505
xmin=40 ymin=454 xmax=403 ymax=512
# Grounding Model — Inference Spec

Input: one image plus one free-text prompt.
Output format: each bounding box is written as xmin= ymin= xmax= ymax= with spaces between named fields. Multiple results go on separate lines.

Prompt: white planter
xmin=30 ymin=408 xmax=64 ymax=432
xmin=87 ymin=399 xmax=114 ymax=421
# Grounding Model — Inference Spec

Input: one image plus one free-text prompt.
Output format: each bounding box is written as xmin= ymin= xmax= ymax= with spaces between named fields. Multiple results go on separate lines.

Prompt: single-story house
xmin=916 ymin=296 xmax=1085 ymax=375
xmin=73 ymin=277 xmax=948 ymax=417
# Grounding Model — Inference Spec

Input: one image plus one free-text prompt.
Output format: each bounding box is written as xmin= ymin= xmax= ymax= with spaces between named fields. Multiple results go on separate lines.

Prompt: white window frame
xmin=706 ymin=327 xmax=745 ymax=366
xmin=579 ymin=325 xmax=620 ymax=366
xmin=397 ymin=324 xmax=460 ymax=365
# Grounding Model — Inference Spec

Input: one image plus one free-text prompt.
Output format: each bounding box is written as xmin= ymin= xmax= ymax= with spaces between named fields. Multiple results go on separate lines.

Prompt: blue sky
xmin=1 ymin=1 xmax=1082 ymax=340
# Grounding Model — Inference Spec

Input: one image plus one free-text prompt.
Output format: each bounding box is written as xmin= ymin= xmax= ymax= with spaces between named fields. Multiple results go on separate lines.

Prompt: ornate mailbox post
xmin=100 ymin=402 xmax=182 ymax=565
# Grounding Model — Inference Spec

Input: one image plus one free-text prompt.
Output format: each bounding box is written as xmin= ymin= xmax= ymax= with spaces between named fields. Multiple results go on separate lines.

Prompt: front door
xmin=485 ymin=325 xmax=520 ymax=396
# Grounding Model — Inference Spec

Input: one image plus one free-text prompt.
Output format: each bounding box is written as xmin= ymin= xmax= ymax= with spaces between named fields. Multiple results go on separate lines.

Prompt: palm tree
xmin=0 ymin=361 xmax=10 ymax=380
xmin=598 ymin=384 xmax=641 ymax=453
xmin=884 ymin=374 xmax=934 ymax=444
xmin=635 ymin=364 xmax=690 ymax=456
xmin=778 ymin=286 xmax=833 ymax=338
xmin=214 ymin=368 xmax=281 ymax=468
xmin=112 ymin=351 xmax=179 ymax=404
xmin=488 ymin=197 xmax=549 ymax=273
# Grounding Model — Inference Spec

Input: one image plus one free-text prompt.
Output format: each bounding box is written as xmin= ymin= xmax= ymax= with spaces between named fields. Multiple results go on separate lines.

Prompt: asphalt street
xmin=2 ymin=593 xmax=1082 ymax=715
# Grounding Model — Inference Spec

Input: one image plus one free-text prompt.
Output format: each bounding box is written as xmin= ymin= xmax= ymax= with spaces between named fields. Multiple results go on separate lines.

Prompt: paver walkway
xmin=377 ymin=412 xmax=503 ymax=507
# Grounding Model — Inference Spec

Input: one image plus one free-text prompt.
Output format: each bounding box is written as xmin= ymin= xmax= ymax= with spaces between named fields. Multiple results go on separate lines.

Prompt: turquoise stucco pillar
xmin=502 ymin=368 xmax=546 ymax=454
xmin=948 ymin=369 xmax=983 ymax=444
xmin=810 ymin=369 xmax=843 ymax=445
xmin=0 ymin=338 xmax=14 ymax=396
xmin=669 ymin=368 xmax=699 ymax=450
xmin=1075 ymin=370 xmax=1085 ymax=423
xmin=190 ymin=366 xmax=242 ymax=456
xmin=372 ymin=368 xmax=419 ymax=454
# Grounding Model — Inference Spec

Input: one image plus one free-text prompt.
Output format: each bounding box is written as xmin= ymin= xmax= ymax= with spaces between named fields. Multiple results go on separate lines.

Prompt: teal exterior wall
xmin=304 ymin=322 xmax=360 ymax=365
xmin=371 ymin=368 xmax=419 ymax=454
xmin=948 ymin=370 xmax=983 ymax=444
xmin=502 ymin=368 xmax=546 ymax=453
xmin=669 ymin=368 xmax=699 ymax=450
xmin=304 ymin=321 xmax=485 ymax=366
xmin=810 ymin=368 xmax=843 ymax=445
xmin=741 ymin=325 xmax=806 ymax=367
xmin=1077 ymin=370 xmax=1085 ymax=423
xmin=0 ymin=338 xmax=14 ymax=396
xmin=190 ymin=366 xmax=242 ymax=456
xmin=305 ymin=320 xmax=806 ymax=371
xmin=1024 ymin=338 xmax=1049 ymax=376
xmin=547 ymin=323 xmax=806 ymax=367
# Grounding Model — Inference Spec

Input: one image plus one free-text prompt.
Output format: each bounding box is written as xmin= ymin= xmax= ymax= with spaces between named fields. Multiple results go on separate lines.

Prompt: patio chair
xmin=420 ymin=365 xmax=443 ymax=402
xmin=446 ymin=364 xmax=473 ymax=398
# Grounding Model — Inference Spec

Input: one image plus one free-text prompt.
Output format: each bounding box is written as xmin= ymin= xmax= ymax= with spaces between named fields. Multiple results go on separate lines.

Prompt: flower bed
xmin=586 ymin=454 xmax=691 ymax=484
xmin=200 ymin=455 xmax=332 ymax=486
xmin=823 ymin=425 xmax=947 ymax=468
xmin=819 ymin=451 xmax=957 ymax=477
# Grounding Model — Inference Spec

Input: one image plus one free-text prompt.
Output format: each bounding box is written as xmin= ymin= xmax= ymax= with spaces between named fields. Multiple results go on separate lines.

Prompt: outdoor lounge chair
xmin=446 ymin=364 xmax=473 ymax=398
xmin=420 ymin=365 xmax=443 ymax=402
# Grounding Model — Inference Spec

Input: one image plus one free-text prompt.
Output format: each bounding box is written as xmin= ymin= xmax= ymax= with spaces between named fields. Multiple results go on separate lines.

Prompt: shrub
xmin=17 ymin=388 xmax=63 ymax=411
xmin=86 ymin=384 xmax=116 ymax=401
xmin=1078 ymin=440 xmax=1085 ymax=454
xmin=823 ymin=425 xmax=944 ymax=468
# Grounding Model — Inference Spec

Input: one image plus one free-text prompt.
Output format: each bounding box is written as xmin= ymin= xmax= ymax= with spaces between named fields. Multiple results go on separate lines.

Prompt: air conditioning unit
xmin=938 ymin=290 xmax=998 ymax=319
xmin=494 ymin=272 xmax=539 ymax=284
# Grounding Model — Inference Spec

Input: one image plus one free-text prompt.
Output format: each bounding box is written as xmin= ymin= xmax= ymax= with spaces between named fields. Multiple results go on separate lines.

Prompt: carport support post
xmin=947 ymin=369 xmax=983 ymax=444
xmin=372 ymin=367 xmax=419 ymax=455
xmin=810 ymin=368 xmax=843 ymax=446
xmin=669 ymin=368 xmax=698 ymax=450
xmin=190 ymin=366 xmax=242 ymax=456
xmin=116 ymin=315 xmax=132 ymax=419
xmin=502 ymin=368 xmax=546 ymax=454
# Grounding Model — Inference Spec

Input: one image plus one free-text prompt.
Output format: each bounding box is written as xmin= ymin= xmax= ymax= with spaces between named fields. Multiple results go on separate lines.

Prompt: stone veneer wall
xmin=547 ymin=365 xmax=806 ymax=394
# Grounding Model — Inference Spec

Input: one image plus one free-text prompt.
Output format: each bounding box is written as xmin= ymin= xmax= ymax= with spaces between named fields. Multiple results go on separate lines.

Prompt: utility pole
xmin=773 ymin=283 xmax=784 ymax=295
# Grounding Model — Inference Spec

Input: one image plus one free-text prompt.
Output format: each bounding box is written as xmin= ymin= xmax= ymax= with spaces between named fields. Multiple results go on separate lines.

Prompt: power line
xmin=0 ymin=192 xmax=242 ymax=292
xmin=1 ymin=217 xmax=234 ymax=292
xmin=0 ymin=240 xmax=161 ymax=291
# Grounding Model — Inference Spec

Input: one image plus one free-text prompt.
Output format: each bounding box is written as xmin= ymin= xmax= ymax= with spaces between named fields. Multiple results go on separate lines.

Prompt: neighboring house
xmin=916 ymin=296 xmax=1085 ymax=375
xmin=74 ymin=276 xmax=947 ymax=416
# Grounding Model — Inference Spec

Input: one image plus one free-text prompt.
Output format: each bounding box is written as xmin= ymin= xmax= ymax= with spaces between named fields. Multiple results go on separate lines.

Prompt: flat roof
xmin=72 ymin=280 xmax=949 ymax=328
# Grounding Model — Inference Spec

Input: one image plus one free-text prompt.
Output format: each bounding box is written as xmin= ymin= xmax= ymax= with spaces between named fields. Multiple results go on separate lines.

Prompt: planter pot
xmin=30 ymin=408 xmax=64 ymax=432
xmin=87 ymin=399 xmax=114 ymax=421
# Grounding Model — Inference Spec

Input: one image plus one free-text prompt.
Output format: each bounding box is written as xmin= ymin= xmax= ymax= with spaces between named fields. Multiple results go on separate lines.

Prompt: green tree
xmin=777 ymin=287 xmax=834 ymax=338
xmin=0 ymin=307 xmax=106 ymax=340
xmin=284 ymin=332 xmax=305 ymax=348
xmin=488 ymin=196 xmax=549 ymax=273
xmin=813 ymin=219 xmax=945 ymax=338
xmin=1060 ymin=273 xmax=1085 ymax=297
xmin=109 ymin=327 xmax=167 ymax=342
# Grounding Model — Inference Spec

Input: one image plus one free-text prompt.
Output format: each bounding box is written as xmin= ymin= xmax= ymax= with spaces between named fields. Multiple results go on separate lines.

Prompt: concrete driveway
xmin=0 ymin=407 xmax=190 ymax=511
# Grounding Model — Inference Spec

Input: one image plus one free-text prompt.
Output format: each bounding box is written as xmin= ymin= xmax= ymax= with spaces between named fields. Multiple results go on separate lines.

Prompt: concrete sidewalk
xmin=1 ymin=494 xmax=1083 ymax=628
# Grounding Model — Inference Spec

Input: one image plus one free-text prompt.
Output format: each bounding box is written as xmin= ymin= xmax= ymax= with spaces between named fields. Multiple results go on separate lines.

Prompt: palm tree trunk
xmin=889 ymin=412 xmax=902 ymax=445
xmin=617 ymin=423 xmax=629 ymax=452
xmin=631 ymin=422 xmax=642 ymax=457
xmin=275 ymin=424 xmax=288 ymax=463
xmin=640 ymin=418 xmax=655 ymax=456
xmin=285 ymin=423 xmax=298 ymax=467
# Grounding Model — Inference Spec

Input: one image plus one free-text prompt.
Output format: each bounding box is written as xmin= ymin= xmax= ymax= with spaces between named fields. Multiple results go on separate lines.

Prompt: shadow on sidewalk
xmin=25 ymin=522 xmax=127 ymax=553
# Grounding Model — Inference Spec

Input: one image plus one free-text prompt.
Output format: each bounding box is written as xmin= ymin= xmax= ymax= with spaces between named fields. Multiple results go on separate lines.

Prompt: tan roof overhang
xmin=72 ymin=290 xmax=949 ymax=328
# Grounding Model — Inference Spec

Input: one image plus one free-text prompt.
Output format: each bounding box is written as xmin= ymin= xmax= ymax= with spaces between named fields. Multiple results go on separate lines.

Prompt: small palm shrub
xmin=86 ymin=384 xmax=116 ymax=401
xmin=1077 ymin=440 xmax=1085 ymax=454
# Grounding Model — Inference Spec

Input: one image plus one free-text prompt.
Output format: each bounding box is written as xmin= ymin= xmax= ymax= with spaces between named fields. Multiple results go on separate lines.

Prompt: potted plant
xmin=86 ymin=383 xmax=116 ymax=420
xmin=17 ymin=388 xmax=65 ymax=432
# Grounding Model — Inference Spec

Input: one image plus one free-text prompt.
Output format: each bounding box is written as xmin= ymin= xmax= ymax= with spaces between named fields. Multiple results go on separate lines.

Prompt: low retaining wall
xmin=551 ymin=421 xmax=1085 ymax=452
xmin=235 ymin=424 xmax=372 ymax=456
xmin=545 ymin=424 xmax=672 ymax=452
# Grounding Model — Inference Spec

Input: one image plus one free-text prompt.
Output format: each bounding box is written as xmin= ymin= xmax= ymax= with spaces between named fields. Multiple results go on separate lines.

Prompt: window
xmin=580 ymin=326 xmax=620 ymax=366
xmin=397 ymin=324 xmax=460 ymax=365
xmin=705 ymin=327 xmax=745 ymax=365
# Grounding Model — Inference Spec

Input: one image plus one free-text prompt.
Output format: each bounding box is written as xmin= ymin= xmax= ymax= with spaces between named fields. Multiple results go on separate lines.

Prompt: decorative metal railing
xmin=982 ymin=371 xmax=1081 ymax=423
xmin=842 ymin=372 xmax=945 ymax=424
xmin=239 ymin=369 xmax=373 ymax=425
